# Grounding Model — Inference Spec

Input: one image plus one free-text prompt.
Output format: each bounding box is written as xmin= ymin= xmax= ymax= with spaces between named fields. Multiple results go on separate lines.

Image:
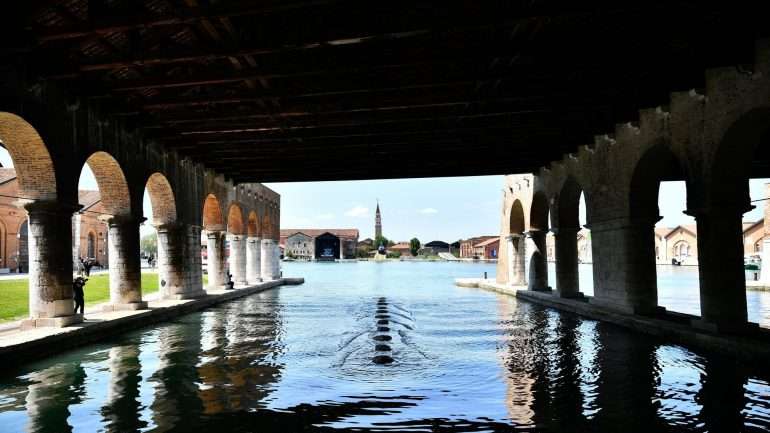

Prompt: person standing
xmin=73 ymin=276 xmax=87 ymax=315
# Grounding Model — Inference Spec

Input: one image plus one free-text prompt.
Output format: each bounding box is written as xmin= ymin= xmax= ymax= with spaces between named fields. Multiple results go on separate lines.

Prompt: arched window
xmin=674 ymin=241 xmax=690 ymax=257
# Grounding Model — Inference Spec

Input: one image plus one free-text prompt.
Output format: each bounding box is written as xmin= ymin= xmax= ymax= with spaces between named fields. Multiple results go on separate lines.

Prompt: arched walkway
xmin=81 ymin=151 xmax=145 ymax=311
xmin=144 ymin=173 xmax=203 ymax=300
xmin=628 ymin=144 xmax=687 ymax=315
xmin=507 ymin=200 xmax=526 ymax=286
xmin=203 ymin=194 xmax=227 ymax=290
xmin=227 ymin=203 xmax=247 ymax=285
xmin=553 ymin=177 xmax=584 ymax=298
xmin=528 ymin=192 xmax=550 ymax=291
xmin=697 ymin=108 xmax=770 ymax=331
xmin=0 ymin=113 xmax=77 ymax=325
xmin=246 ymin=211 xmax=262 ymax=284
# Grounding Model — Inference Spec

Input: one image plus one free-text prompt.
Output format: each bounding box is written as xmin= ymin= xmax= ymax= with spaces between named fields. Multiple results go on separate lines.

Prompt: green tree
xmin=140 ymin=232 xmax=157 ymax=256
xmin=409 ymin=238 xmax=420 ymax=256
xmin=374 ymin=235 xmax=390 ymax=251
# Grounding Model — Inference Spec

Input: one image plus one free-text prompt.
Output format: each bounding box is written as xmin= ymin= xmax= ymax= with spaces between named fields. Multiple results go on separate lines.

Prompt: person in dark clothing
xmin=225 ymin=272 xmax=235 ymax=290
xmin=73 ymin=276 xmax=87 ymax=315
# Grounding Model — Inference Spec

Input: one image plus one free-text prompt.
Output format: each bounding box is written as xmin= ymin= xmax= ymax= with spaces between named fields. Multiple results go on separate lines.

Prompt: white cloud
xmin=316 ymin=212 xmax=335 ymax=220
xmin=418 ymin=207 xmax=438 ymax=215
xmin=344 ymin=205 xmax=369 ymax=217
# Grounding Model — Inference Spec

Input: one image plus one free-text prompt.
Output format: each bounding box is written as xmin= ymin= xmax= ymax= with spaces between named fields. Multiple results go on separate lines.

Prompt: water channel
xmin=1 ymin=261 xmax=769 ymax=432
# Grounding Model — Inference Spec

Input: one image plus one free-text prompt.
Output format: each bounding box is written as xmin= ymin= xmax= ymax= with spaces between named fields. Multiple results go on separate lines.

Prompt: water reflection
xmin=0 ymin=261 xmax=768 ymax=432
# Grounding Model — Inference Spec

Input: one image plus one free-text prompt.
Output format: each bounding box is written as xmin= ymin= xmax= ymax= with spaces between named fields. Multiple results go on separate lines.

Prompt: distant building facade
xmin=280 ymin=229 xmax=359 ymax=259
xmin=285 ymin=232 xmax=314 ymax=260
xmin=388 ymin=242 xmax=411 ymax=255
xmin=473 ymin=237 xmax=499 ymax=259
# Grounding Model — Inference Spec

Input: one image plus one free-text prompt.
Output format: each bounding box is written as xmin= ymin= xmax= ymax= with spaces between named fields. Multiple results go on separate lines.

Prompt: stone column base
xmin=555 ymin=290 xmax=584 ymax=299
xmin=691 ymin=318 xmax=759 ymax=335
xmin=162 ymin=290 xmax=207 ymax=301
xmin=102 ymin=301 xmax=149 ymax=312
xmin=20 ymin=314 xmax=83 ymax=330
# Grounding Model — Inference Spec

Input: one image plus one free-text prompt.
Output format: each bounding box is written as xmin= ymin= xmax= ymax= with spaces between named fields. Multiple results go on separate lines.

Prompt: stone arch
xmin=710 ymin=107 xmax=770 ymax=210
xmin=0 ymin=112 xmax=57 ymax=200
xmin=629 ymin=143 xmax=685 ymax=221
xmin=247 ymin=211 xmax=259 ymax=237
xmin=202 ymin=194 xmax=224 ymax=230
xmin=227 ymin=202 xmax=245 ymax=235
xmin=530 ymin=191 xmax=549 ymax=231
xmin=83 ymin=151 xmax=131 ymax=217
xmin=509 ymin=200 xmax=525 ymax=234
xmin=557 ymin=176 xmax=584 ymax=229
xmin=145 ymin=173 xmax=177 ymax=225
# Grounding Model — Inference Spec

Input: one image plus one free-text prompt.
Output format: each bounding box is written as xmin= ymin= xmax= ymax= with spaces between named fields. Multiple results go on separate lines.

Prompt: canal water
xmin=1 ymin=261 xmax=770 ymax=432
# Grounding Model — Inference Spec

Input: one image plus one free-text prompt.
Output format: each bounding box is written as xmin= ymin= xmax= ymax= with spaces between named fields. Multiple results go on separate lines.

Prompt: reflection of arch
xmin=711 ymin=107 xmax=770 ymax=209
xmin=83 ymin=151 xmax=131 ymax=217
xmin=227 ymin=203 xmax=245 ymax=234
xmin=530 ymin=191 xmax=549 ymax=231
xmin=247 ymin=211 xmax=259 ymax=237
xmin=145 ymin=173 xmax=177 ymax=225
xmin=87 ymin=231 xmax=96 ymax=258
xmin=629 ymin=143 xmax=684 ymax=220
xmin=557 ymin=176 xmax=583 ymax=229
xmin=0 ymin=112 xmax=57 ymax=200
xmin=202 ymin=194 xmax=224 ymax=230
xmin=509 ymin=200 xmax=525 ymax=234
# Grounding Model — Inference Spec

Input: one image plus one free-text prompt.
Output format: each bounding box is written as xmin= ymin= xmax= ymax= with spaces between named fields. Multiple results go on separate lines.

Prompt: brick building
xmin=280 ymin=229 xmax=359 ymax=259
xmin=459 ymin=236 xmax=496 ymax=258
xmin=0 ymin=167 xmax=108 ymax=272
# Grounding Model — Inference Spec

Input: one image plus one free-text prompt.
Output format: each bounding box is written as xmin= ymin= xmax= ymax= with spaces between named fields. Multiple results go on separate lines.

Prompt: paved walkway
xmin=0 ymin=277 xmax=304 ymax=366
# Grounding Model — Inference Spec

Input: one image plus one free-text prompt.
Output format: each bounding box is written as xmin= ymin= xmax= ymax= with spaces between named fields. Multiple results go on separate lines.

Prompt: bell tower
xmin=375 ymin=200 xmax=382 ymax=239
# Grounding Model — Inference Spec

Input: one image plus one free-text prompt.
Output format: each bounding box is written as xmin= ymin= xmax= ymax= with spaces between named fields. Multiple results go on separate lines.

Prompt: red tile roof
xmin=280 ymin=228 xmax=359 ymax=239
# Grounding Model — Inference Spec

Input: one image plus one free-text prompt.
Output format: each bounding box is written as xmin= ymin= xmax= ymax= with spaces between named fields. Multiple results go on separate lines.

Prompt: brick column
xmin=246 ymin=236 xmax=262 ymax=284
xmin=157 ymin=223 xmax=206 ymax=300
xmin=554 ymin=227 xmax=580 ymax=298
xmin=261 ymin=238 xmax=277 ymax=280
xmin=692 ymin=206 xmax=751 ymax=332
xmin=229 ymin=234 xmax=247 ymax=285
xmin=588 ymin=217 xmax=659 ymax=315
xmin=21 ymin=201 xmax=83 ymax=328
xmin=103 ymin=216 xmax=148 ymax=311
xmin=186 ymin=224 xmax=205 ymax=295
xmin=526 ymin=229 xmax=549 ymax=291
xmin=206 ymin=230 xmax=227 ymax=289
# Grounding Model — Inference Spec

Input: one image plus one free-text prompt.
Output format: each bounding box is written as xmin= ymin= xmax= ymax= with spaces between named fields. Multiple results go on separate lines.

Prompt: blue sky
xmin=0 ymin=147 xmax=767 ymax=242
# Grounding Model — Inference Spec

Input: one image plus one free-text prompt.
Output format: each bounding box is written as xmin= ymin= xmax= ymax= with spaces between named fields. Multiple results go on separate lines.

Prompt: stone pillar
xmin=186 ymin=225 xmax=205 ymax=295
xmin=206 ymin=230 xmax=227 ymax=290
xmin=588 ymin=217 xmax=659 ymax=315
xmin=157 ymin=223 xmax=206 ymax=300
xmin=554 ymin=227 xmax=580 ymax=298
xmin=246 ymin=236 xmax=262 ymax=284
xmin=21 ymin=201 xmax=83 ymax=328
xmin=760 ymin=183 xmax=770 ymax=285
xmin=104 ymin=216 xmax=148 ymax=311
xmin=507 ymin=234 xmax=527 ymax=286
xmin=526 ymin=230 xmax=549 ymax=291
xmin=261 ymin=238 xmax=277 ymax=280
xmin=692 ymin=207 xmax=750 ymax=332
xmin=71 ymin=213 xmax=81 ymax=270
xmin=339 ymin=239 xmax=344 ymax=259
xmin=274 ymin=242 xmax=281 ymax=277
xmin=229 ymin=234 xmax=247 ymax=286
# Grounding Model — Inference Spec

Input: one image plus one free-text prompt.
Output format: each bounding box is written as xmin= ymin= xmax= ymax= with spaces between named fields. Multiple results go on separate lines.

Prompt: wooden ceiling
xmin=2 ymin=1 xmax=766 ymax=182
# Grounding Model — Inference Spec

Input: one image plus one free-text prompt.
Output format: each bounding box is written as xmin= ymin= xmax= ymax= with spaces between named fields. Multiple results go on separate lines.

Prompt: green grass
xmin=0 ymin=272 xmax=161 ymax=322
